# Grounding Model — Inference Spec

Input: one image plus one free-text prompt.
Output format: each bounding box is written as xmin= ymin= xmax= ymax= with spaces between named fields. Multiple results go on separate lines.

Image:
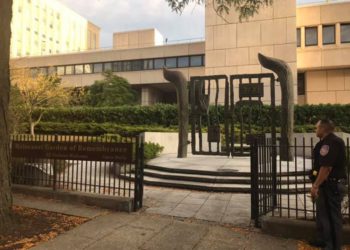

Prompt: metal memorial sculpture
xmin=163 ymin=68 xmax=188 ymax=158
xmin=258 ymin=53 xmax=294 ymax=161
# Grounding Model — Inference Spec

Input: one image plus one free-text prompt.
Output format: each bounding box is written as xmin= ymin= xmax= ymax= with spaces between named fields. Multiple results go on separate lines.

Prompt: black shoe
xmin=308 ymin=239 xmax=326 ymax=248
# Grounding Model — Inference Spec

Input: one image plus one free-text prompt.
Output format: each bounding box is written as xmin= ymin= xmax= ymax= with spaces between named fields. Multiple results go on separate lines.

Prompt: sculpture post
xmin=163 ymin=68 xmax=188 ymax=158
xmin=258 ymin=53 xmax=294 ymax=161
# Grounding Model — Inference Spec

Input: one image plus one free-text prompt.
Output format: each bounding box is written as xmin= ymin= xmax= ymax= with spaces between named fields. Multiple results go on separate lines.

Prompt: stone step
xmin=145 ymin=164 xmax=250 ymax=177
xmin=144 ymin=169 xmax=251 ymax=184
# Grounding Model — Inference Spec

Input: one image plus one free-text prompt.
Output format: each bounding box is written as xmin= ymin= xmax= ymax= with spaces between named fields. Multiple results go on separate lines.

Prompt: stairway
xmin=142 ymin=165 xmax=252 ymax=193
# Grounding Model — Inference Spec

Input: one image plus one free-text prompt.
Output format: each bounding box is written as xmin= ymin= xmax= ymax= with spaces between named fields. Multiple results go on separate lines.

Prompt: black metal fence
xmin=251 ymin=136 xmax=350 ymax=227
xmin=11 ymin=134 xmax=145 ymax=211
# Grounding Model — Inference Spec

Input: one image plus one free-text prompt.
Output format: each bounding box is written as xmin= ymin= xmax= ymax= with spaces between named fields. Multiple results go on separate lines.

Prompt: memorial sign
xmin=12 ymin=141 xmax=133 ymax=163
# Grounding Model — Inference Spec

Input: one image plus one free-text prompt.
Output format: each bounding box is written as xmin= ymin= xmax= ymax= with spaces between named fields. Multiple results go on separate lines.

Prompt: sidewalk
xmin=13 ymin=193 xmax=298 ymax=250
xmin=144 ymin=187 xmax=251 ymax=227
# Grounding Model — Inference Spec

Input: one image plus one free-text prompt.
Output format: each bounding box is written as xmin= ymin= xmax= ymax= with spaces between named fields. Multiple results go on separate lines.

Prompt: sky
xmin=58 ymin=0 xmax=331 ymax=48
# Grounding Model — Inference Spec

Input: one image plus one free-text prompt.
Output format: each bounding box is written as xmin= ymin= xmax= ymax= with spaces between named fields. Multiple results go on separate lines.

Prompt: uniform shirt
xmin=313 ymin=133 xmax=347 ymax=180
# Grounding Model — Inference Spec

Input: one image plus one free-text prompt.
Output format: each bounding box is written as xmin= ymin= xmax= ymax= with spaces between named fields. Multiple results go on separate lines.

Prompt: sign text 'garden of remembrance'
xmin=12 ymin=141 xmax=133 ymax=163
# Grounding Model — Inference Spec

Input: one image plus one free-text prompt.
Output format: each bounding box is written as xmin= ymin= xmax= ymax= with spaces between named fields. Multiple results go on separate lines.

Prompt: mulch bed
xmin=0 ymin=206 xmax=88 ymax=250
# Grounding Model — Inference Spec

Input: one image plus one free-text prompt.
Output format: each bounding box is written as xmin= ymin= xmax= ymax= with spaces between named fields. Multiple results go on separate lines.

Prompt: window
xmin=305 ymin=27 xmax=318 ymax=46
xmin=131 ymin=60 xmax=142 ymax=71
xmin=123 ymin=61 xmax=131 ymax=71
xmin=112 ymin=62 xmax=122 ymax=72
xmin=84 ymin=64 xmax=93 ymax=74
xmin=323 ymin=25 xmax=335 ymax=45
xmin=104 ymin=62 xmax=112 ymax=71
xmin=65 ymin=65 xmax=74 ymax=75
xmin=178 ymin=56 xmax=189 ymax=68
xmin=297 ymin=73 xmax=305 ymax=96
xmin=30 ymin=68 xmax=39 ymax=77
xmin=190 ymin=55 xmax=203 ymax=67
xmin=166 ymin=58 xmax=177 ymax=68
xmin=154 ymin=58 xmax=165 ymax=69
xmin=38 ymin=67 xmax=47 ymax=75
xmin=297 ymin=28 xmax=301 ymax=47
xmin=48 ymin=66 xmax=56 ymax=75
xmin=143 ymin=59 xmax=153 ymax=70
xmin=93 ymin=63 xmax=102 ymax=73
xmin=75 ymin=65 xmax=83 ymax=74
xmin=57 ymin=66 xmax=65 ymax=75
xmin=341 ymin=23 xmax=350 ymax=43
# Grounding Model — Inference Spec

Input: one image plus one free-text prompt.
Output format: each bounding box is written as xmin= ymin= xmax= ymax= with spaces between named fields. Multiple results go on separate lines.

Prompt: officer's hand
xmin=310 ymin=185 xmax=319 ymax=200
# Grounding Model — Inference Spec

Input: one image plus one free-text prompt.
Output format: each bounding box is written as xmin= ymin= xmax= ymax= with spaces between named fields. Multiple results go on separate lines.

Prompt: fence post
xmin=53 ymin=134 xmax=58 ymax=191
xmin=134 ymin=133 xmax=144 ymax=211
xmin=251 ymin=138 xmax=259 ymax=227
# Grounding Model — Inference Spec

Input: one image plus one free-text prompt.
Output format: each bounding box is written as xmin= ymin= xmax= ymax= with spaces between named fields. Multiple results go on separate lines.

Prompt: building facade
xmin=11 ymin=0 xmax=100 ymax=58
xmin=11 ymin=0 xmax=350 ymax=105
xmin=297 ymin=1 xmax=350 ymax=104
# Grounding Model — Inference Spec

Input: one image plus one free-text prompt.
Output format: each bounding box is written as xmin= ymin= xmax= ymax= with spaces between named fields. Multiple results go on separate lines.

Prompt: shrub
xmin=144 ymin=142 xmax=164 ymax=161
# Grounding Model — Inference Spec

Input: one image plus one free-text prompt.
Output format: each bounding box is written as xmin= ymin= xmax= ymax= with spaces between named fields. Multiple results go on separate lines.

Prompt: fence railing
xmin=251 ymin=136 xmax=350 ymax=226
xmin=11 ymin=134 xmax=145 ymax=211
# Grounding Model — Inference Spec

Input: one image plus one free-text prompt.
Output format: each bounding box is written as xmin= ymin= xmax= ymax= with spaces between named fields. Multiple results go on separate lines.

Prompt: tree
xmin=166 ymin=0 xmax=272 ymax=20
xmin=85 ymin=71 xmax=137 ymax=107
xmin=11 ymin=69 xmax=70 ymax=136
xmin=0 ymin=0 xmax=13 ymax=231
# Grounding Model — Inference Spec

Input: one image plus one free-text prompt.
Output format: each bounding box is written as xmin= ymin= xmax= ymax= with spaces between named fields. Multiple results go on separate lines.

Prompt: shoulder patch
xmin=320 ymin=145 xmax=330 ymax=156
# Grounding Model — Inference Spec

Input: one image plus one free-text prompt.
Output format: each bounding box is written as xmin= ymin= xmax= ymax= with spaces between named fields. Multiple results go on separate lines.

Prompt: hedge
xmin=35 ymin=104 xmax=350 ymax=129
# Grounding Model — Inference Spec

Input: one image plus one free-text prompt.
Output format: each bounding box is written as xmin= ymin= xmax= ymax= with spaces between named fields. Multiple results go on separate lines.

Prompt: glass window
xmin=166 ymin=57 xmax=177 ymax=68
xmin=341 ymin=23 xmax=350 ymax=43
xmin=178 ymin=56 xmax=189 ymax=68
xmin=131 ymin=60 xmax=142 ymax=71
xmin=48 ymin=66 xmax=56 ymax=75
xmin=93 ymin=63 xmax=102 ymax=73
xmin=297 ymin=28 xmax=301 ymax=47
xmin=38 ymin=67 xmax=47 ymax=75
xmin=123 ymin=61 xmax=131 ymax=71
xmin=190 ymin=55 xmax=203 ymax=67
xmin=143 ymin=59 xmax=153 ymax=70
xmin=104 ymin=62 xmax=112 ymax=71
xmin=112 ymin=62 xmax=122 ymax=72
xmin=84 ymin=64 xmax=93 ymax=74
xmin=323 ymin=25 xmax=335 ymax=45
xmin=65 ymin=65 xmax=74 ymax=75
xmin=57 ymin=66 xmax=65 ymax=76
xmin=297 ymin=73 xmax=305 ymax=96
xmin=154 ymin=58 xmax=165 ymax=69
xmin=305 ymin=27 xmax=318 ymax=46
xmin=75 ymin=65 xmax=83 ymax=74
xmin=30 ymin=68 xmax=39 ymax=77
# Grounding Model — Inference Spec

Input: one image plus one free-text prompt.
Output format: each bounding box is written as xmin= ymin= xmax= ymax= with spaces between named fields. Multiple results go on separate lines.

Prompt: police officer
xmin=309 ymin=119 xmax=347 ymax=250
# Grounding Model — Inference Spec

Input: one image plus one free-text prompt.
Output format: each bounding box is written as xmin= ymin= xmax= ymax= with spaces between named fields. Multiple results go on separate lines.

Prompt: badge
xmin=320 ymin=145 xmax=330 ymax=156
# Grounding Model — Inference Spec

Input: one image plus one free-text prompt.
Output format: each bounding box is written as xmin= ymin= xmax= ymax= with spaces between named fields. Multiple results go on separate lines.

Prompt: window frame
xmin=341 ymin=23 xmax=350 ymax=44
xmin=305 ymin=26 xmax=318 ymax=47
xmin=322 ymin=24 xmax=336 ymax=45
xmin=296 ymin=28 xmax=301 ymax=47
xmin=190 ymin=55 xmax=203 ymax=67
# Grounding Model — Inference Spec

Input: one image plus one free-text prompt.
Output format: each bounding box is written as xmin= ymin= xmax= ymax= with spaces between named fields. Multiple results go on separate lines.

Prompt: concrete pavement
xmin=144 ymin=187 xmax=251 ymax=227
xmin=32 ymin=212 xmax=298 ymax=250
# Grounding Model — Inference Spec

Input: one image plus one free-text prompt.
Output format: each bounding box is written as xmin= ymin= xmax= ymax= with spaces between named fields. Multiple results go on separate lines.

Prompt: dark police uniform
xmin=312 ymin=133 xmax=347 ymax=250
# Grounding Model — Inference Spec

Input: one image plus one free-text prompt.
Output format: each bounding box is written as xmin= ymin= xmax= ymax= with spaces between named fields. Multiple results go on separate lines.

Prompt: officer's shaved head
xmin=316 ymin=119 xmax=335 ymax=138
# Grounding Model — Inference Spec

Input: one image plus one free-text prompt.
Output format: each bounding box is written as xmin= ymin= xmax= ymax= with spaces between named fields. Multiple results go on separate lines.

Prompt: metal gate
xmin=189 ymin=73 xmax=277 ymax=157
xmin=250 ymin=137 xmax=277 ymax=227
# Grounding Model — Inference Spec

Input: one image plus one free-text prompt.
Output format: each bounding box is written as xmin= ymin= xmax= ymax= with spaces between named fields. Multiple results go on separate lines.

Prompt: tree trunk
xmin=0 ymin=0 xmax=14 ymax=231
xmin=163 ymin=68 xmax=189 ymax=158
xmin=30 ymin=122 xmax=35 ymax=136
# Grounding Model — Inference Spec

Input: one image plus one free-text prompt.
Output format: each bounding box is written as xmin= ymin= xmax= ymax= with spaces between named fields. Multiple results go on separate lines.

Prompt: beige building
xmin=11 ymin=0 xmax=100 ymax=58
xmin=11 ymin=0 xmax=350 ymax=105
xmin=297 ymin=1 xmax=350 ymax=104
